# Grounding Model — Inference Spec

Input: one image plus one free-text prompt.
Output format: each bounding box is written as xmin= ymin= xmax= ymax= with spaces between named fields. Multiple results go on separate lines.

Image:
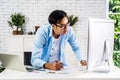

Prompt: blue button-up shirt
xmin=31 ymin=24 xmax=83 ymax=69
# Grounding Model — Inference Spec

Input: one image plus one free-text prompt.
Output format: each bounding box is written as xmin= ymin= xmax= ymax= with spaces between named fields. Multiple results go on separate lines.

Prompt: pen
xmin=55 ymin=60 xmax=58 ymax=62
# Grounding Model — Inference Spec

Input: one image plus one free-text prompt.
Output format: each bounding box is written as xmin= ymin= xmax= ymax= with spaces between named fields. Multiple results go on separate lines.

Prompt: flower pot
xmin=13 ymin=31 xmax=18 ymax=35
xmin=17 ymin=27 xmax=23 ymax=35
xmin=18 ymin=31 xmax=23 ymax=35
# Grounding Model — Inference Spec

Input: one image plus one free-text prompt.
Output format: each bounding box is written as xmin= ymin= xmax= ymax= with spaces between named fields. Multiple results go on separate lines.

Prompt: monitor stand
xmin=92 ymin=40 xmax=114 ymax=73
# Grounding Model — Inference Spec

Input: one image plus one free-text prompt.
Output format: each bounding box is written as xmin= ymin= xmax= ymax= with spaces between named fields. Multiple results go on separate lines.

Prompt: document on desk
xmin=32 ymin=66 xmax=87 ymax=74
xmin=30 ymin=68 xmax=68 ymax=74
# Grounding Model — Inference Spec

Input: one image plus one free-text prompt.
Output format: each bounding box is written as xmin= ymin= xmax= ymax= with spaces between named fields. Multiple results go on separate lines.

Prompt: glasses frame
xmin=55 ymin=23 xmax=69 ymax=29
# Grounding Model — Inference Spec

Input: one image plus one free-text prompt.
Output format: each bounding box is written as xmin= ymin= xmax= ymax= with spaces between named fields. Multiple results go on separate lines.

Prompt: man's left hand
xmin=80 ymin=60 xmax=87 ymax=66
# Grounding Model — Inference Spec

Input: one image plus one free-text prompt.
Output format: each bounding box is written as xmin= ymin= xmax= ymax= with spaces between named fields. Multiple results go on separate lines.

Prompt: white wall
xmin=0 ymin=0 xmax=107 ymax=60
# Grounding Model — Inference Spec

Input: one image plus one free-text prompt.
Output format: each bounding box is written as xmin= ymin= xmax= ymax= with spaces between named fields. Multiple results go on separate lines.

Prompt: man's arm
xmin=67 ymin=27 xmax=87 ymax=66
xmin=31 ymin=27 xmax=47 ymax=69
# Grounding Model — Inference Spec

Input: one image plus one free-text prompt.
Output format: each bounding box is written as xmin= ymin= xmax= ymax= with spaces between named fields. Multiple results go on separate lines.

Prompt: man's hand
xmin=44 ymin=61 xmax=63 ymax=71
xmin=80 ymin=60 xmax=87 ymax=66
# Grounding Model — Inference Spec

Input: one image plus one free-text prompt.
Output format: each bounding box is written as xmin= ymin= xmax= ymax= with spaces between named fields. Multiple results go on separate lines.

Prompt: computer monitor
xmin=87 ymin=18 xmax=114 ymax=73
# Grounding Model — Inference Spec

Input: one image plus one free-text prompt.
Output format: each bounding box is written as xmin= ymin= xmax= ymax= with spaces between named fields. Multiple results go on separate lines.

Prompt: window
xmin=109 ymin=0 xmax=120 ymax=68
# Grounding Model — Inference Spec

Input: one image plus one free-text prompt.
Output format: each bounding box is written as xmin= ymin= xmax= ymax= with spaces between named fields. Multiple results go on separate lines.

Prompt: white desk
xmin=0 ymin=66 xmax=120 ymax=80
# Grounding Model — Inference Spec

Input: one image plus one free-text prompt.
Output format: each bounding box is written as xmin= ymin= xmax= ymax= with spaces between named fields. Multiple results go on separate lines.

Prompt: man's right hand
xmin=44 ymin=61 xmax=63 ymax=71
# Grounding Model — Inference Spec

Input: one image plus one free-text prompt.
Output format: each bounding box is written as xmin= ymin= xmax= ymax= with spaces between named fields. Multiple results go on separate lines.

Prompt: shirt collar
xmin=49 ymin=25 xmax=53 ymax=37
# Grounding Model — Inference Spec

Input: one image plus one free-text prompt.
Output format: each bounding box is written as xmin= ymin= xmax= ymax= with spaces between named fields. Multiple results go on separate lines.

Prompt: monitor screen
xmin=87 ymin=18 xmax=114 ymax=72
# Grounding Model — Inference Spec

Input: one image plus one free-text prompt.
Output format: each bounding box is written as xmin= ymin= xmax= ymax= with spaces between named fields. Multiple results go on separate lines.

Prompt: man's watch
xmin=43 ymin=63 xmax=46 ymax=68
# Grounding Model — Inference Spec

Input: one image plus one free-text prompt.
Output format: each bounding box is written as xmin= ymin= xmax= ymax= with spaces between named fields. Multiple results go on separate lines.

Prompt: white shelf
xmin=113 ymin=51 xmax=120 ymax=53
xmin=114 ymin=32 xmax=120 ymax=34
xmin=109 ymin=13 xmax=120 ymax=14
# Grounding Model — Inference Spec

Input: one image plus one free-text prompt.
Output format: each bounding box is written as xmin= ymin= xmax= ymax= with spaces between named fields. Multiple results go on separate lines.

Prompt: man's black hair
xmin=48 ymin=10 xmax=68 ymax=25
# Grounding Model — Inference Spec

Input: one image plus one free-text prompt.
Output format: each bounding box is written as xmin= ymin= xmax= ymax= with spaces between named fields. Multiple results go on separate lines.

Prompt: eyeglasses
xmin=55 ymin=23 xmax=68 ymax=29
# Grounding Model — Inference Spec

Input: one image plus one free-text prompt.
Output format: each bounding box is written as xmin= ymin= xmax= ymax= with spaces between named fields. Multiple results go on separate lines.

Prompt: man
xmin=31 ymin=10 xmax=87 ymax=71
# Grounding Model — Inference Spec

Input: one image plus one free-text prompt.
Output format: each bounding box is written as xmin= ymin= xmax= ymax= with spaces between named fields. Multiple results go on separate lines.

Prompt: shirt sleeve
xmin=31 ymin=27 xmax=47 ymax=69
xmin=67 ymin=27 xmax=84 ymax=61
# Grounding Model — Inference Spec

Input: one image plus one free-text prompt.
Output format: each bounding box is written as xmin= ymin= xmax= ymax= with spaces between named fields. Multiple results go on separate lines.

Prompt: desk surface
xmin=0 ymin=66 xmax=120 ymax=80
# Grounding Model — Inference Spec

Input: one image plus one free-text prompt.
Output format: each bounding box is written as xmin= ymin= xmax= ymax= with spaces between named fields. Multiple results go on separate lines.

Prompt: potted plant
xmin=0 ymin=62 xmax=5 ymax=73
xmin=7 ymin=13 xmax=25 ymax=35
xmin=68 ymin=15 xmax=79 ymax=27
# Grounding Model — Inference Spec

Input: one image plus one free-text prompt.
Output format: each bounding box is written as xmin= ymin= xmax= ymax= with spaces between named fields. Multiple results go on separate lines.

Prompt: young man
xmin=31 ymin=10 xmax=87 ymax=71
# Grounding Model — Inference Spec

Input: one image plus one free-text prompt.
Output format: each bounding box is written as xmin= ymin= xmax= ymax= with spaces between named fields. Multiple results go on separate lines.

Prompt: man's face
xmin=54 ymin=17 xmax=68 ymax=35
